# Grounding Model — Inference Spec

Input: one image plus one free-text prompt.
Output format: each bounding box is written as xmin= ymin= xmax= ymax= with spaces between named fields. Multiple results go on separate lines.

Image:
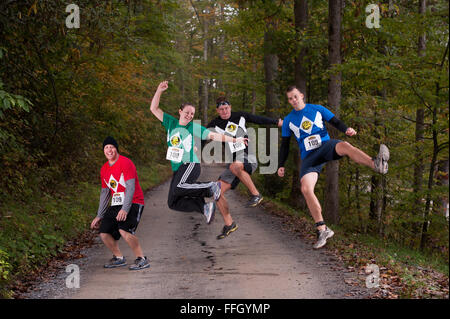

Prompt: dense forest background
xmin=0 ymin=0 xmax=448 ymax=297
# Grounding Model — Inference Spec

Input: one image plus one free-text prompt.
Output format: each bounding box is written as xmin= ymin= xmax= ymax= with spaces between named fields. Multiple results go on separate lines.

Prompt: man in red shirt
xmin=90 ymin=136 xmax=149 ymax=270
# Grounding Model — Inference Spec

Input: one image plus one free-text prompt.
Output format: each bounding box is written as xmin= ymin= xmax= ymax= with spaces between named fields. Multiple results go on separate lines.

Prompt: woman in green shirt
xmin=150 ymin=81 xmax=247 ymax=224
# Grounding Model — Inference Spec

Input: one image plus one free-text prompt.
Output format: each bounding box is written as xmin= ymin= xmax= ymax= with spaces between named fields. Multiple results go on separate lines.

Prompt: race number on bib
xmin=228 ymin=141 xmax=246 ymax=153
xmin=111 ymin=192 xmax=125 ymax=206
xmin=166 ymin=146 xmax=184 ymax=163
xmin=304 ymin=134 xmax=322 ymax=151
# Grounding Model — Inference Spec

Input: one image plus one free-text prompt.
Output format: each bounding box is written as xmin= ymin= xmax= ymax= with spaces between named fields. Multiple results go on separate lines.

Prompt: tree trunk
xmin=420 ymin=82 xmax=439 ymax=251
xmin=262 ymin=13 xmax=281 ymax=195
xmin=413 ymin=0 xmax=426 ymax=245
xmin=251 ymin=62 xmax=257 ymax=115
xmin=216 ymin=1 xmax=225 ymax=92
xmin=437 ymin=159 xmax=449 ymax=220
xmin=369 ymin=92 xmax=386 ymax=236
xmin=324 ymin=0 xmax=342 ymax=225
xmin=290 ymin=0 xmax=309 ymax=210
xmin=294 ymin=0 xmax=308 ymax=98
xmin=264 ymin=31 xmax=279 ymax=118
xmin=202 ymin=15 xmax=209 ymax=124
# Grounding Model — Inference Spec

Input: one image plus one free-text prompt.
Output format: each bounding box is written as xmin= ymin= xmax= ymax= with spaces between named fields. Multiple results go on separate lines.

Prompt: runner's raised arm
xmin=150 ymin=81 xmax=168 ymax=122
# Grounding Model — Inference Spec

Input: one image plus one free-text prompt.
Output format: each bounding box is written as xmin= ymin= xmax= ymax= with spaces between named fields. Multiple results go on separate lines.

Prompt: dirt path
xmin=24 ymin=164 xmax=368 ymax=299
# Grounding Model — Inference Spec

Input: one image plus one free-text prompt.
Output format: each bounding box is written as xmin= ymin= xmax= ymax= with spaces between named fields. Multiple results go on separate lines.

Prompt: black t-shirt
xmin=206 ymin=111 xmax=278 ymax=157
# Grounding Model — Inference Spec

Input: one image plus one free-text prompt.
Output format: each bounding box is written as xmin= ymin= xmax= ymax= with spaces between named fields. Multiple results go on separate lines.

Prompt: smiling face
xmin=178 ymin=104 xmax=195 ymax=125
xmin=286 ymin=88 xmax=305 ymax=110
xmin=216 ymin=103 xmax=232 ymax=120
xmin=104 ymin=144 xmax=119 ymax=163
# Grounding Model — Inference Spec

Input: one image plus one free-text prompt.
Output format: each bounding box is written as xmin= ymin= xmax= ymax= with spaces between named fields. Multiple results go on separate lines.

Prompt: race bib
xmin=111 ymin=192 xmax=124 ymax=206
xmin=166 ymin=146 xmax=184 ymax=162
xmin=228 ymin=140 xmax=246 ymax=153
xmin=304 ymin=134 xmax=322 ymax=151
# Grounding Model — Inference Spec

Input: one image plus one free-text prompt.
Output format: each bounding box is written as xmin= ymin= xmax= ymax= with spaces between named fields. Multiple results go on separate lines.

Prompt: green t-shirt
xmin=162 ymin=112 xmax=211 ymax=171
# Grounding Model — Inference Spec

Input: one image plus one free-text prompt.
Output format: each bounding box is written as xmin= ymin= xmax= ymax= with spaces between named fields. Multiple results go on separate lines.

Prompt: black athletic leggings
xmin=167 ymin=163 xmax=214 ymax=214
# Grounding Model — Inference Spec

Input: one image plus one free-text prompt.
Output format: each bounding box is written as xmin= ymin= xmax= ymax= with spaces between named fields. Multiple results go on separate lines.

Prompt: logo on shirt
xmin=105 ymin=173 xmax=126 ymax=193
xmin=168 ymin=132 xmax=193 ymax=152
xmin=225 ymin=121 xmax=239 ymax=136
xmin=301 ymin=120 xmax=312 ymax=131
xmin=170 ymin=133 xmax=181 ymax=147
xmin=226 ymin=124 xmax=237 ymax=133
xmin=300 ymin=113 xmax=323 ymax=135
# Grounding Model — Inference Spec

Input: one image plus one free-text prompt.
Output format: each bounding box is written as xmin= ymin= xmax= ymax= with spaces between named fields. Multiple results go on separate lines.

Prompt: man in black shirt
xmin=206 ymin=96 xmax=282 ymax=239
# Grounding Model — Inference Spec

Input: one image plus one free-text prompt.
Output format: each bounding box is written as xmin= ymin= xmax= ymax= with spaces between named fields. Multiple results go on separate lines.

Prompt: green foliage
xmin=0 ymin=81 xmax=32 ymax=119
xmin=0 ymin=0 xmax=448 ymax=297
xmin=0 ymin=249 xmax=12 ymax=298
xmin=0 ymin=0 xmax=176 ymax=203
xmin=0 ymin=249 xmax=11 ymax=281
xmin=235 ymin=0 xmax=448 ymax=267
xmin=0 ymin=162 xmax=172 ymax=298
xmin=0 ymin=0 xmax=178 ymax=298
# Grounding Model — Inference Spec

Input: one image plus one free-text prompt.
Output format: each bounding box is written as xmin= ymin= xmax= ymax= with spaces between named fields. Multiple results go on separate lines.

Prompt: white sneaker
xmin=203 ymin=202 xmax=216 ymax=224
xmin=374 ymin=144 xmax=390 ymax=174
xmin=313 ymin=227 xmax=335 ymax=249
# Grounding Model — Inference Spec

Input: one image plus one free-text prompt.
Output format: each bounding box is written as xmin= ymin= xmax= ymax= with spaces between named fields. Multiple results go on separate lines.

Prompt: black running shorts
xmin=300 ymin=139 xmax=343 ymax=178
xmin=99 ymin=203 xmax=144 ymax=240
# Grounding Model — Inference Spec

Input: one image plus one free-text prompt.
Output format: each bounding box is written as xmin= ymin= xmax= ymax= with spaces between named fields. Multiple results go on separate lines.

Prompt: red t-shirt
xmin=100 ymin=155 xmax=145 ymax=205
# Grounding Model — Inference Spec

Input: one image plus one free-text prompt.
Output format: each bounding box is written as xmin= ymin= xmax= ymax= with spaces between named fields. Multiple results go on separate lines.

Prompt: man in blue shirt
xmin=278 ymin=85 xmax=389 ymax=249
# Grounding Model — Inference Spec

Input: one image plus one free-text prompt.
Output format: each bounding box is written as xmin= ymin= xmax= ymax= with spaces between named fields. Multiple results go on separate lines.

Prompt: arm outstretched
xmin=150 ymin=81 xmax=168 ymax=122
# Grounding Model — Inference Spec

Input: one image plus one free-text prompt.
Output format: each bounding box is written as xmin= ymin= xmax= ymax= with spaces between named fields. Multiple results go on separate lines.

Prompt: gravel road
xmin=23 ymin=164 xmax=368 ymax=299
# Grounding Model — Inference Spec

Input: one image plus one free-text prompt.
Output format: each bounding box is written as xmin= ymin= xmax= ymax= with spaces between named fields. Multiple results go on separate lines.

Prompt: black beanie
xmin=103 ymin=136 xmax=119 ymax=151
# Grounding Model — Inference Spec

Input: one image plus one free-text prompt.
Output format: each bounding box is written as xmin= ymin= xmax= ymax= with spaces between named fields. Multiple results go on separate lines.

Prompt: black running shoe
xmin=246 ymin=194 xmax=263 ymax=207
xmin=217 ymin=222 xmax=238 ymax=239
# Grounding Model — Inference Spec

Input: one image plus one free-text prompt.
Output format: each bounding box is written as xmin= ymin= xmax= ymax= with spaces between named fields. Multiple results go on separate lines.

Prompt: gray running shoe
xmin=246 ymin=194 xmax=263 ymax=207
xmin=129 ymin=256 xmax=150 ymax=270
xmin=217 ymin=222 xmax=238 ymax=240
xmin=373 ymin=144 xmax=390 ymax=174
xmin=104 ymin=256 xmax=127 ymax=268
xmin=209 ymin=181 xmax=221 ymax=201
xmin=313 ymin=227 xmax=335 ymax=249
xmin=203 ymin=202 xmax=216 ymax=224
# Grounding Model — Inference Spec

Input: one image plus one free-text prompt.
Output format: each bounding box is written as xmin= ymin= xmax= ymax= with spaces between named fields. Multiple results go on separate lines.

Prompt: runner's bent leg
xmin=216 ymin=181 xmax=233 ymax=226
xmin=119 ymin=229 xmax=144 ymax=258
xmin=100 ymin=233 xmax=122 ymax=257
xmin=173 ymin=163 xmax=214 ymax=198
xmin=335 ymin=141 xmax=374 ymax=169
xmin=167 ymin=163 xmax=208 ymax=214
xmin=229 ymin=161 xmax=259 ymax=196
xmin=300 ymin=172 xmax=326 ymax=231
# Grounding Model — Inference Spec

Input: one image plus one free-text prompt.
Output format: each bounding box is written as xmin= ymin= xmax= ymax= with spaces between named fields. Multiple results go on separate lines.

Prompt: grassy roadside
xmin=0 ymin=162 xmax=172 ymax=298
xmin=236 ymin=184 xmax=449 ymax=299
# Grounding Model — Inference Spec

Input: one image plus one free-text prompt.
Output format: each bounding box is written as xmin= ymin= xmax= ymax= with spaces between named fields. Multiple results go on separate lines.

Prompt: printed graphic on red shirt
xmin=100 ymin=155 xmax=145 ymax=205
